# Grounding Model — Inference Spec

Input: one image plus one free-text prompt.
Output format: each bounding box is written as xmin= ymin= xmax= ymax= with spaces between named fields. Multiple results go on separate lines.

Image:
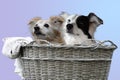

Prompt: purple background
xmin=0 ymin=0 xmax=120 ymax=80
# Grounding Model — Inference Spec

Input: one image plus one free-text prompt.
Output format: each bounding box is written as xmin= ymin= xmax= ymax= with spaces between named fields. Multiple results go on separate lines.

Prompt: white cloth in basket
xmin=2 ymin=37 xmax=33 ymax=59
xmin=2 ymin=37 xmax=33 ymax=79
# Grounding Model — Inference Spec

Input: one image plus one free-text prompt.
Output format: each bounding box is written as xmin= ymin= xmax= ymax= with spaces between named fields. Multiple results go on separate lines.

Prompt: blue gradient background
xmin=0 ymin=0 xmax=119 ymax=80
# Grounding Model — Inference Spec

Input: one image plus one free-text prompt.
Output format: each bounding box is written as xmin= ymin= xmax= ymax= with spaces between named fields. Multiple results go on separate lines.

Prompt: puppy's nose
xmin=66 ymin=24 xmax=73 ymax=30
xmin=34 ymin=26 xmax=40 ymax=31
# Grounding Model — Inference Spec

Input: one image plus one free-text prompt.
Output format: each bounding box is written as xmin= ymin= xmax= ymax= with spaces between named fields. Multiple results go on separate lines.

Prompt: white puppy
xmin=28 ymin=17 xmax=65 ymax=44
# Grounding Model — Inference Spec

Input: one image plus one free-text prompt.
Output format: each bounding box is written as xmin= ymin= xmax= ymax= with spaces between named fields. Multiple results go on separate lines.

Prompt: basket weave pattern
xmin=20 ymin=44 xmax=115 ymax=80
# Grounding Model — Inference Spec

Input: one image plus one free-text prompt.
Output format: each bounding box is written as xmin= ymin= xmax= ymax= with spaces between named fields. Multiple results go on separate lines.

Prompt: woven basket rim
xmin=22 ymin=44 xmax=116 ymax=50
xmin=22 ymin=40 xmax=117 ymax=50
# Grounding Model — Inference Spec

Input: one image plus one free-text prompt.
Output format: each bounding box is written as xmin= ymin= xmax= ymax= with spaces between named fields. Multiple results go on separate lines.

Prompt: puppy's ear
xmin=88 ymin=13 xmax=103 ymax=39
xmin=57 ymin=16 xmax=65 ymax=23
xmin=28 ymin=17 xmax=41 ymax=25
xmin=88 ymin=13 xmax=103 ymax=26
xmin=50 ymin=16 xmax=65 ymax=24
xmin=59 ymin=11 xmax=70 ymax=19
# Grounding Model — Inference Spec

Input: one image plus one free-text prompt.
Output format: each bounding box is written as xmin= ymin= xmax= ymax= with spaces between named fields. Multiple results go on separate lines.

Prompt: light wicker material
xmin=20 ymin=40 xmax=117 ymax=80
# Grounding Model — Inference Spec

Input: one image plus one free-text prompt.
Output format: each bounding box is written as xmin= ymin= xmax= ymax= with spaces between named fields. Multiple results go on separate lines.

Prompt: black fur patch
xmin=76 ymin=15 xmax=92 ymax=39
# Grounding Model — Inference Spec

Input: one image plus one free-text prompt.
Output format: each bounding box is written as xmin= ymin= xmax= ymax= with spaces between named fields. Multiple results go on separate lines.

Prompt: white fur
xmin=64 ymin=33 xmax=90 ymax=45
xmin=36 ymin=20 xmax=53 ymax=36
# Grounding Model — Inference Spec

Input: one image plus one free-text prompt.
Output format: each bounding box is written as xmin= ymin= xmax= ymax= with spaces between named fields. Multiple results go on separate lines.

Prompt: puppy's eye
xmin=44 ymin=24 xmax=49 ymax=28
xmin=54 ymin=21 xmax=57 ymax=23
xmin=68 ymin=19 xmax=71 ymax=22
xmin=35 ymin=24 xmax=38 ymax=27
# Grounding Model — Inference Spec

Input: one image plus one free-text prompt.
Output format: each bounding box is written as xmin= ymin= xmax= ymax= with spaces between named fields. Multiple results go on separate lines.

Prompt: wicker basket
xmin=20 ymin=40 xmax=117 ymax=80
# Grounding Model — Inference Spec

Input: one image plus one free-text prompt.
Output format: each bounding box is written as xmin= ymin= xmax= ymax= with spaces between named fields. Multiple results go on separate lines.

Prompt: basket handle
xmin=92 ymin=40 xmax=117 ymax=50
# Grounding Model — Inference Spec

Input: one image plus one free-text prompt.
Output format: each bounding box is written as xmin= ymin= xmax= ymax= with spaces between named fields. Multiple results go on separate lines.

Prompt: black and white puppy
xmin=60 ymin=12 xmax=103 ymax=45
